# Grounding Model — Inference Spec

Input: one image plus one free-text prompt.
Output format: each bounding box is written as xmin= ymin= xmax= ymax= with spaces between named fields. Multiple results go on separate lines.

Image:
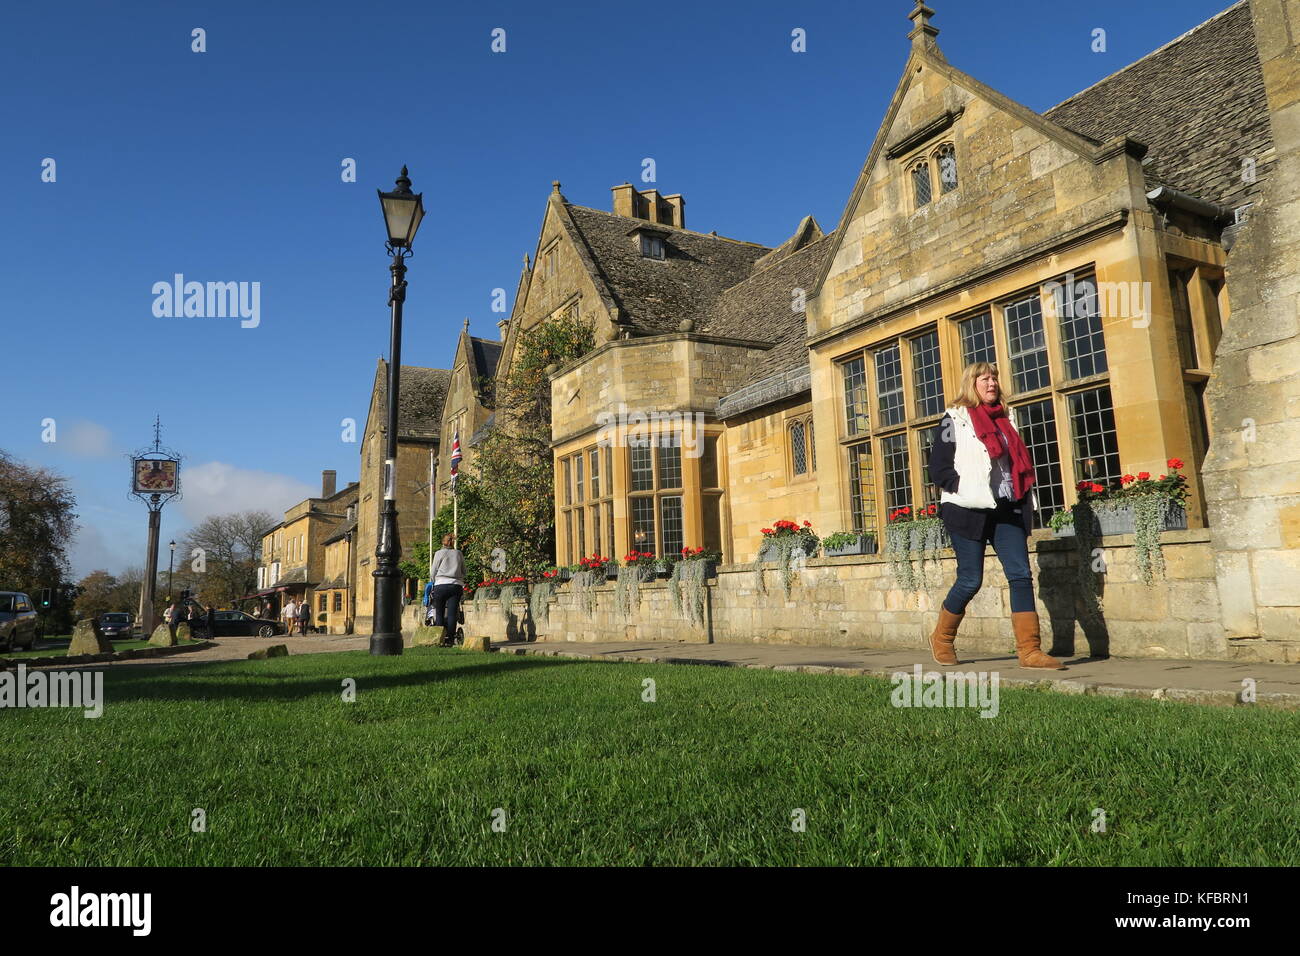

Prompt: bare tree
xmin=177 ymin=510 xmax=274 ymax=608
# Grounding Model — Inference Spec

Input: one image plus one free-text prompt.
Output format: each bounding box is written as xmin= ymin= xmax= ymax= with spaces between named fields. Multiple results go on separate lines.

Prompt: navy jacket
xmin=927 ymin=412 xmax=1034 ymax=540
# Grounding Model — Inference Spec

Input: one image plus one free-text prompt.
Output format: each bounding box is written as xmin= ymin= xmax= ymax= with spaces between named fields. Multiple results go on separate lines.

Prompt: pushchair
xmin=424 ymin=599 xmax=465 ymax=646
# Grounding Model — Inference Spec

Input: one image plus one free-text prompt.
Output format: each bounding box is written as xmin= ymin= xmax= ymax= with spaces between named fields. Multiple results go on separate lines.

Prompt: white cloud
xmin=64 ymin=420 xmax=114 ymax=457
xmin=179 ymin=461 xmax=315 ymax=525
xmin=69 ymin=521 xmax=134 ymax=580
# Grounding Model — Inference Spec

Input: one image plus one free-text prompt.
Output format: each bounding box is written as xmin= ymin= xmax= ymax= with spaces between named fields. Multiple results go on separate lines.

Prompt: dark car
xmin=97 ymin=612 xmax=134 ymax=640
xmin=0 ymin=592 xmax=38 ymax=652
xmin=193 ymin=610 xmax=284 ymax=639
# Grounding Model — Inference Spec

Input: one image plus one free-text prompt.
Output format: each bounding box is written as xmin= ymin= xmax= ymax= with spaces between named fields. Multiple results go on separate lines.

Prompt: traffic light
xmin=38 ymin=588 xmax=51 ymax=609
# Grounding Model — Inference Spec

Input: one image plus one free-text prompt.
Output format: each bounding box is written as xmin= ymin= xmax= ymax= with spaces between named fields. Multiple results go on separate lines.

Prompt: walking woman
xmin=428 ymin=533 xmax=466 ymax=647
xmin=927 ymin=362 xmax=1061 ymax=669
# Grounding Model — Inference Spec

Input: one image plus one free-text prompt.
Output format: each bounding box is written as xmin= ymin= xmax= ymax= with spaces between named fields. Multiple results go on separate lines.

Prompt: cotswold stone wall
xmin=459 ymin=532 xmax=1291 ymax=663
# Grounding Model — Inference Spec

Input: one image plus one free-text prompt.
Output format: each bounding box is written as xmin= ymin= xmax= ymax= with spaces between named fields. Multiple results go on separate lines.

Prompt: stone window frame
xmin=945 ymin=268 xmax=1117 ymax=521
xmin=835 ymin=325 xmax=945 ymax=542
xmin=786 ymin=412 xmax=816 ymax=482
xmin=559 ymin=443 xmax=614 ymax=564
xmin=904 ymin=140 xmax=959 ymax=211
xmin=539 ymin=239 xmax=560 ymax=279
xmin=628 ymin=432 xmax=685 ymax=559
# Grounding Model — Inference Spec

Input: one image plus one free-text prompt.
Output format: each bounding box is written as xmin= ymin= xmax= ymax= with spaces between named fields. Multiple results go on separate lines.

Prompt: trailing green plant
xmin=670 ymin=558 xmax=708 ymax=626
xmin=614 ymin=567 xmax=642 ymax=618
xmin=1131 ymin=494 xmax=1169 ymax=586
xmin=884 ymin=504 xmax=945 ymax=591
xmin=498 ymin=584 xmax=521 ymax=623
xmin=758 ymin=518 xmax=819 ymax=598
xmin=1069 ymin=500 xmax=1105 ymax=622
xmin=529 ymin=580 xmax=554 ymax=625
xmin=472 ymin=585 xmax=492 ymax=618
xmin=885 ymin=520 xmax=917 ymax=592
xmin=571 ymin=569 xmax=599 ymax=618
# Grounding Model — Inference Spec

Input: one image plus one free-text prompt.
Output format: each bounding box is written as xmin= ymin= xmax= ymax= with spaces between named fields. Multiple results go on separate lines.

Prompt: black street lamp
xmin=168 ymin=539 xmax=176 ymax=602
xmin=371 ymin=165 xmax=425 ymax=656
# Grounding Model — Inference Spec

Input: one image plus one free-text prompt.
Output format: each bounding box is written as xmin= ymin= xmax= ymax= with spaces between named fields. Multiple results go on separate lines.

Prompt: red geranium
xmin=1137 ymin=472 xmax=1150 ymax=481
xmin=1167 ymin=458 xmax=1184 ymax=470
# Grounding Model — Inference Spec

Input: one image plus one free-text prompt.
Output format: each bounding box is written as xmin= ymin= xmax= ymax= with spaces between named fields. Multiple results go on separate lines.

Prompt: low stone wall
xmin=459 ymin=532 xmax=1293 ymax=663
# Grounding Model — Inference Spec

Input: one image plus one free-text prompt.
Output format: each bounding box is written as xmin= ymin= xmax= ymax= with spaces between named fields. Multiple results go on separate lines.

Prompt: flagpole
xmin=436 ymin=450 xmax=441 ymax=582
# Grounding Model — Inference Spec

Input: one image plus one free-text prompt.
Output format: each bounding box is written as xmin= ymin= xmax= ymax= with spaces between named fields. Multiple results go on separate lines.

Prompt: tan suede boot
xmin=929 ymin=607 xmax=963 ymax=665
xmin=1012 ymin=611 xmax=1062 ymax=668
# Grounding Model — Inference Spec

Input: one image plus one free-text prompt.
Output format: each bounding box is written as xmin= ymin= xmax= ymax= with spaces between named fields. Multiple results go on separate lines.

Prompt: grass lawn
xmin=0 ymin=647 xmax=1296 ymax=866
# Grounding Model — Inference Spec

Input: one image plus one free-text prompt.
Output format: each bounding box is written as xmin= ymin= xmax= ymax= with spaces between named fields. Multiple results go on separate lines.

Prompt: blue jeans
xmin=429 ymin=583 xmax=462 ymax=642
xmin=943 ymin=500 xmax=1035 ymax=615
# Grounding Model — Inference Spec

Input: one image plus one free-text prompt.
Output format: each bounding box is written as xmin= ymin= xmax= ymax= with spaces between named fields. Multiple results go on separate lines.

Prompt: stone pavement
xmin=492 ymin=639 xmax=1300 ymax=709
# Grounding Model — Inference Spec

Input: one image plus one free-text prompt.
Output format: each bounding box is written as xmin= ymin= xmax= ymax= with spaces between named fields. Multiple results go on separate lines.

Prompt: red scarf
xmin=968 ymin=402 xmax=1036 ymax=500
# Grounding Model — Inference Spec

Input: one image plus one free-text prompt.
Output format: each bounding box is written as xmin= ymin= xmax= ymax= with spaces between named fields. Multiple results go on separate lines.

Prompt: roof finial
xmin=552 ymin=180 xmax=562 ymax=193
xmin=463 ymin=317 xmax=470 ymax=332
xmin=908 ymin=0 xmax=941 ymax=55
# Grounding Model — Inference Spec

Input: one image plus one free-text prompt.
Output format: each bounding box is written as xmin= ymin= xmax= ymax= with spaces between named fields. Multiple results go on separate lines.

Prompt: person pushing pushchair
xmin=425 ymin=533 xmax=465 ymax=647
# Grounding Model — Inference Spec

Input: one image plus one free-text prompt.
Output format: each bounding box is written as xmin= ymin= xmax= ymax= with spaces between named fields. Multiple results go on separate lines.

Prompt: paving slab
xmin=492 ymin=639 xmax=1300 ymax=709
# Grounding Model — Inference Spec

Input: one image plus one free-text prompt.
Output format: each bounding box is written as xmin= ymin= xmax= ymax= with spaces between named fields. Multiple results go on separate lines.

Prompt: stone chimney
xmin=661 ymin=194 xmax=685 ymax=228
xmin=611 ymin=183 xmax=685 ymax=228
xmin=321 ymin=470 xmax=337 ymax=498
xmin=611 ymin=182 xmax=636 ymax=218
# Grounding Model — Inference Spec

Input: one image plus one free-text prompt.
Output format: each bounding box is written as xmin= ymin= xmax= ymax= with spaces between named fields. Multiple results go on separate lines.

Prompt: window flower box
xmin=822 ymin=532 xmax=879 ymax=557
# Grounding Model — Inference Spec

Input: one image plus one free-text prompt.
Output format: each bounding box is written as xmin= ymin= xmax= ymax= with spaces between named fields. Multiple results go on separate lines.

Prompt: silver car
xmin=0 ymin=592 xmax=38 ymax=652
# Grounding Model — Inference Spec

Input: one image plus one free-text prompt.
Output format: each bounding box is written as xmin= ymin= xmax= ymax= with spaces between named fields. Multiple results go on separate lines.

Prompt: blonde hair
xmin=951 ymin=362 xmax=1012 ymax=408
xmin=441 ymin=533 xmax=456 ymax=549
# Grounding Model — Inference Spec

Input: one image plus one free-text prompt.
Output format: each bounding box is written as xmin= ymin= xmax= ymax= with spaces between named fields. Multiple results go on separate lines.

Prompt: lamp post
xmin=168 ymin=540 xmax=176 ymax=602
xmin=371 ymin=165 xmax=426 ymax=656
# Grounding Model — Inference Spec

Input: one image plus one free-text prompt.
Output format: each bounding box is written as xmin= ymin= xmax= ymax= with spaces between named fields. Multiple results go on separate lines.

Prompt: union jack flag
xmin=449 ymin=429 xmax=462 ymax=489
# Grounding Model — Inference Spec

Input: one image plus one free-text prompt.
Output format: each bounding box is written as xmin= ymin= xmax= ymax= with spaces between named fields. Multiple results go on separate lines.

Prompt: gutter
xmin=1146 ymin=186 xmax=1233 ymax=224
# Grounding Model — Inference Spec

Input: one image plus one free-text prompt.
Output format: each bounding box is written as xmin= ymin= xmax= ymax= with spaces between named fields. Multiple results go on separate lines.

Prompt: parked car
xmin=0 ymin=592 xmax=38 ymax=652
xmin=97 ymin=612 xmax=134 ymax=640
xmin=192 ymin=610 xmax=284 ymax=639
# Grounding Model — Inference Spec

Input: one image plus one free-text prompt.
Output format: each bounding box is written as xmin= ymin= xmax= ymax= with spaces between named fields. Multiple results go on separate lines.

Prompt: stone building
xmin=255 ymin=471 xmax=358 ymax=626
xmin=805 ymin=0 xmax=1268 ymax=548
xmin=1201 ymin=0 xmax=1300 ymax=653
xmin=446 ymin=0 xmax=1296 ymax=660
xmin=351 ymin=359 xmax=450 ymax=633
xmin=434 ymin=320 xmax=500 ymax=511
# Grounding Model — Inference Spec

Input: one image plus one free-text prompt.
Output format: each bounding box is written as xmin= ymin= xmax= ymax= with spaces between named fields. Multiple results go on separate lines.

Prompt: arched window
xmin=936 ymin=143 xmax=958 ymax=193
xmin=790 ymin=421 xmax=808 ymax=475
xmin=912 ymin=160 xmax=932 ymax=208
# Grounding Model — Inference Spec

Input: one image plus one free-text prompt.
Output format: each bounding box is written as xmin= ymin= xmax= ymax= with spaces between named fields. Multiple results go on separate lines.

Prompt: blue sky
xmin=1 ymin=0 xmax=1234 ymax=578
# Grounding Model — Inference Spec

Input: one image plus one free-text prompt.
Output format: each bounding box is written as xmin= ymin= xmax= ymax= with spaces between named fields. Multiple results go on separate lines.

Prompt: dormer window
xmin=628 ymin=223 xmax=670 ymax=259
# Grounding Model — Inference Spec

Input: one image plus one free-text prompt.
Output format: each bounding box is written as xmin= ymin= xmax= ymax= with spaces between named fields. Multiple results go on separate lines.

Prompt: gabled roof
xmin=322 ymin=516 xmax=357 ymax=546
xmin=366 ymin=360 xmax=451 ymax=442
xmin=810 ymin=28 xmax=1104 ymax=300
xmin=563 ymin=203 xmax=772 ymax=336
xmin=713 ymin=231 xmax=837 ymax=418
xmin=471 ymin=337 xmax=502 ymax=382
xmin=1043 ymin=1 xmax=1268 ymax=210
